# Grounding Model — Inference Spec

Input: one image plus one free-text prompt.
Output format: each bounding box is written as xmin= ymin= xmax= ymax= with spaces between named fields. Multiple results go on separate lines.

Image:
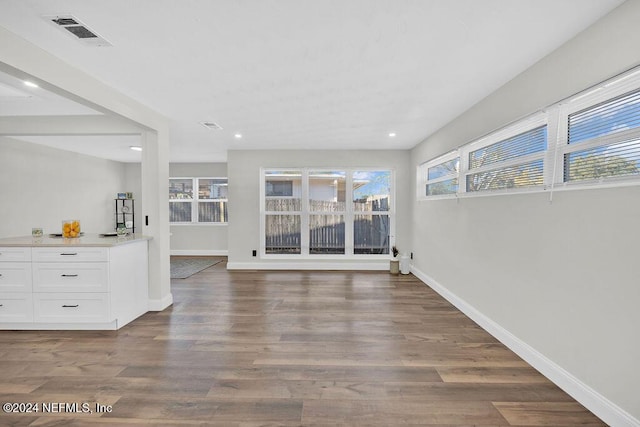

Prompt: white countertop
xmin=0 ymin=233 xmax=152 ymax=247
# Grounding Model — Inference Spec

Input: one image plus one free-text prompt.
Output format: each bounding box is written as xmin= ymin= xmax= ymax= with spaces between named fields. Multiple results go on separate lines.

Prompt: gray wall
xmin=0 ymin=136 xmax=127 ymax=238
xmin=410 ymin=1 xmax=640 ymax=422
xmin=169 ymin=163 xmax=228 ymax=255
xmin=227 ymin=149 xmax=411 ymax=268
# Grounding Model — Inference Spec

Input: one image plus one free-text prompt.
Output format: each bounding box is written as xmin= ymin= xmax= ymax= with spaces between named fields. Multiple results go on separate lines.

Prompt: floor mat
xmin=170 ymin=257 xmax=222 ymax=279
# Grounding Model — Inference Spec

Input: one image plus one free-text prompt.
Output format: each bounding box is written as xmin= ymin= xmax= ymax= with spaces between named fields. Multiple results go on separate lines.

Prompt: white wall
xmin=169 ymin=163 xmax=228 ymax=255
xmin=124 ymin=162 xmax=143 ymax=233
xmin=410 ymin=1 xmax=640 ymax=424
xmin=0 ymin=137 xmax=127 ymax=237
xmin=227 ymin=149 xmax=411 ymax=269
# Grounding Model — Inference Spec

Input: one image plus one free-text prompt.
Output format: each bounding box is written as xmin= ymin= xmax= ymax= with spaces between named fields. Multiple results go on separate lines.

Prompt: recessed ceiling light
xmin=388 ymin=132 xmax=396 ymax=137
xmin=234 ymin=133 xmax=243 ymax=139
xmin=129 ymin=146 xmax=142 ymax=152
xmin=23 ymin=81 xmax=39 ymax=88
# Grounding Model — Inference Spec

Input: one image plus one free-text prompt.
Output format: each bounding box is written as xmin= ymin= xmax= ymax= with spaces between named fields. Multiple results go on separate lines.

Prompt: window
xmin=266 ymin=180 xmax=293 ymax=197
xmin=421 ymin=153 xmax=459 ymax=197
xmin=198 ymin=178 xmax=228 ymax=222
xmin=264 ymin=170 xmax=301 ymax=254
xmin=169 ymin=178 xmax=193 ymax=222
xmin=418 ymin=115 xmax=547 ymax=198
xmin=562 ymin=88 xmax=640 ymax=183
xmin=169 ymin=177 xmax=228 ymax=224
xmin=466 ymin=124 xmax=547 ymax=192
xmin=309 ymin=171 xmax=346 ymax=254
xmin=353 ymin=171 xmax=391 ymax=255
xmin=418 ymin=65 xmax=640 ymax=200
xmin=262 ymin=169 xmax=394 ymax=257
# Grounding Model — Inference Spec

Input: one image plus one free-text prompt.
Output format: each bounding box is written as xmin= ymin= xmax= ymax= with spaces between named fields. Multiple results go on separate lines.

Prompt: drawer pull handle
xmin=60 ymin=253 xmax=78 ymax=256
xmin=62 ymin=304 xmax=79 ymax=308
xmin=61 ymin=274 xmax=78 ymax=277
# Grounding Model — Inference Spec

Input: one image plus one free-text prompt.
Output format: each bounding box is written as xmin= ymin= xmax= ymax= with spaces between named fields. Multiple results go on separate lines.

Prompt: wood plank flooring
xmin=0 ymin=258 xmax=606 ymax=426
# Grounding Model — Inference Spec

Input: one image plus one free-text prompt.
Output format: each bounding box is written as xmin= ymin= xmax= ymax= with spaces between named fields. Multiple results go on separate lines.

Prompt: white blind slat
xmin=569 ymin=89 xmax=640 ymax=145
xmin=469 ymin=126 xmax=547 ymax=170
xmin=467 ymin=159 xmax=544 ymax=192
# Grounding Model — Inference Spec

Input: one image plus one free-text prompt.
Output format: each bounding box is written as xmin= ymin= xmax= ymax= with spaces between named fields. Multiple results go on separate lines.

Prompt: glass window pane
xmin=466 ymin=159 xmax=544 ymax=192
xmin=198 ymin=201 xmax=228 ymax=223
xmin=265 ymin=170 xmax=302 ymax=211
xmin=569 ymin=89 xmax=640 ymax=144
xmin=309 ymin=215 xmax=345 ymax=254
xmin=169 ymin=201 xmax=192 ymax=222
xmin=428 ymin=158 xmax=459 ymax=180
xmin=265 ymin=215 xmax=301 ymax=254
xmin=309 ymin=171 xmax=346 ymax=211
xmin=353 ymin=170 xmax=391 ymax=212
xmin=426 ymin=178 xmax=458 ymax=196
xmin=169 ymin=179 xmax=193 ymax=199
xmin=469 ymin=126 xmax=547 ymax=170
xmin=354 ymin=214 xmax=389 ymax=255
xmin=199 ymin=178 xmax=228 ymax=200
xmin=564 ymin=139 xmax=640 ymax=181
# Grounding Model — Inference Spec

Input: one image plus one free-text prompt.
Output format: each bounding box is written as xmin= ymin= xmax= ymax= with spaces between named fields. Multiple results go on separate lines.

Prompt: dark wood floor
xmin=0 ymin=258 xmax=605 ymax=426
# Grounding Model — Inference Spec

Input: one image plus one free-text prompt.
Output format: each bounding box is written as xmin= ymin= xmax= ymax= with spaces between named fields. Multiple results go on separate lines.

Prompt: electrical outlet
xmin=252 ymin=250 xmax=257 ymax=257
xmin=410 ymin=252 xmax=413 ymax=259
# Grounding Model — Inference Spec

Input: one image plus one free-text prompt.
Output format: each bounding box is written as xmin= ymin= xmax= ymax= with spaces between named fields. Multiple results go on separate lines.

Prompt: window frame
xmin=418 ymin=66 xmax=640 ymax=201
xmin=169 ymin=177 xmax=228 ymax=225
xmin=308 ymin=170 xmax=347 ymax=255
xmin=418 ymin=113 xmax=549 ymax=200
xmin=262 ymin=169 xmax=303 ymax=254
xmin=418 ymin=151 xmax=459 ymax=200
xmin=260 ymin=167 xmax=395 ymax=259
xmin=553 ymin=74 xmax=640 ymax=189
xmin=460 ymin=113 xmax=548 ymax=196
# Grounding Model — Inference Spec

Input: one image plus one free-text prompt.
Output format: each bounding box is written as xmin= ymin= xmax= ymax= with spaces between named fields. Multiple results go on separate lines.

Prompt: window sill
xmin=170 ymin=222 xmax=228 ymax=226
xmin=260 ymin=253 xmax=391 ymax=260
xmin=418 ymin=176 xmax=640 ymax=201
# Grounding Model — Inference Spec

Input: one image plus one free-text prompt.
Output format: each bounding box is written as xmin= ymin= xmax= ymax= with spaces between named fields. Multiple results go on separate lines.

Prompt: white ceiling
xmin=0 ymin=0 xmax=626 ymax=163
xmin=0 ymin=69 xmax=99 ymax=116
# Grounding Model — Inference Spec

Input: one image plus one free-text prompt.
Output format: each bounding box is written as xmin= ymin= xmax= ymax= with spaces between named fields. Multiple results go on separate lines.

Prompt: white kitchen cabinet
xmin=0 ymin=235 xmax=150 ymax=330
xmin=0 ymin=247 xmax=33 ymax=322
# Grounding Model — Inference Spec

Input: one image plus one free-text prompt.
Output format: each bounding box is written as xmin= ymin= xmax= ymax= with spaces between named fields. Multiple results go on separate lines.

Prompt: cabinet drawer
xmin=0 ymin=293 xmax=33 ymax=322
xmin=33 ymin=263 xmax=108 ymax=292
xmin=33 ymin=247 xmax=108 ymax=262
xmin=0 ymin=263 xmax=32 ymax=292
xmin=0 ymin=247 xmax=31 ymax=262
xmin=34 ymin=293 xmax=110 ymax=323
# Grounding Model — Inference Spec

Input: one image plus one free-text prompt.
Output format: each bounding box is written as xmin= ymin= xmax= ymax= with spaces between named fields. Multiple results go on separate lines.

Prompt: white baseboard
xmin=148 ymin=293 xmax=173 ymax=311
xmin=227 ymin=261 xmax=389 ymax=271
xmin=411 ymin=265 xmax=640 ymax=427
xmin=170 ymin=250 xmax=228 ymax=256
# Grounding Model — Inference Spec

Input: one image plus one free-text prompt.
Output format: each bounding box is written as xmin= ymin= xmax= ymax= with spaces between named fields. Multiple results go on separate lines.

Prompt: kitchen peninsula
xmin=0 ymin=234 xmax=151 ymax=330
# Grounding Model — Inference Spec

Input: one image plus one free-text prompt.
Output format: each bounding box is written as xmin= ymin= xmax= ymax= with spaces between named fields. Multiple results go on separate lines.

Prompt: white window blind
xmin=466 ymin=124 xmax=547 ymax=193
xmin=418 ymin=66 xmax=640 ymax=200
xmin=563 ymin=88 xmax=640 ymax=182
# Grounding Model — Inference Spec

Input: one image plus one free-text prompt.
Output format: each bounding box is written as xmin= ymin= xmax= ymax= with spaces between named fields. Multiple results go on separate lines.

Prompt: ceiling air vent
xmin=44 ymin=15 xmax=112 ymax=47
xmin=200 ymin=121 xmax=224 ymax=131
